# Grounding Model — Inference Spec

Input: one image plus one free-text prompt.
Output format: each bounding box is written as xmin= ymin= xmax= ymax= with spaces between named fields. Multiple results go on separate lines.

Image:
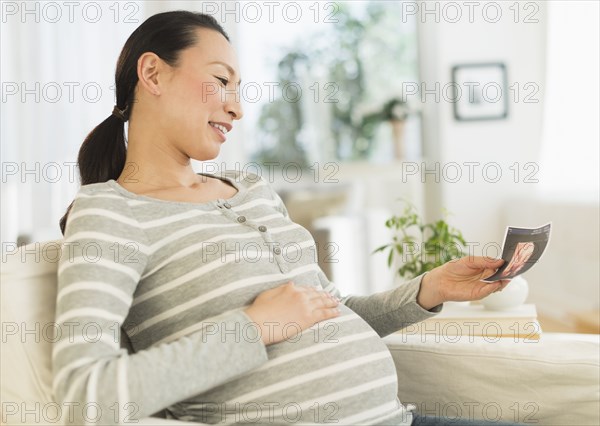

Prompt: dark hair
xmin=59 ymin=11 xmax=229 ymax=235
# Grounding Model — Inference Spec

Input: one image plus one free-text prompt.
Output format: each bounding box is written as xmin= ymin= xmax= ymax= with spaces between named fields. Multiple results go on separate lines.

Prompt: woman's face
xmin=156 ymin=28 xmax=243 ymax=161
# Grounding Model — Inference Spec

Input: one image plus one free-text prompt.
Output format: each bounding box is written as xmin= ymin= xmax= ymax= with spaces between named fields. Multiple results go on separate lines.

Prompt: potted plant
xmin=372 ymin=200 xmax=467 ymax=280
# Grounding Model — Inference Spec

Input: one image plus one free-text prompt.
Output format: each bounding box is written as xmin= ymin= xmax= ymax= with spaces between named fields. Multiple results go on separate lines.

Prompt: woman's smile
xmin=208 ymin=121 xmax=230 ymax=142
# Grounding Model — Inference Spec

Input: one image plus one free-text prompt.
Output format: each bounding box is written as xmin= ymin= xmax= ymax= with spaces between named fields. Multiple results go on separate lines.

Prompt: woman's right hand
xmin=243 ymin=281 xmax=341 ymax=346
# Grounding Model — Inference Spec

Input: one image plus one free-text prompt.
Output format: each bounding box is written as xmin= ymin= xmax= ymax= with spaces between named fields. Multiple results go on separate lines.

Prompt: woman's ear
xmin=137 ymin=52 xmax=162 ymax=96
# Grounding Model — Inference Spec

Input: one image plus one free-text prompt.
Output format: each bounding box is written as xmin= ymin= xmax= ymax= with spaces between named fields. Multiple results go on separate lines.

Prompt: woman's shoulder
xmin=74 ymin=180 xmax=123 ymax=197
xmin=65 ymin=181 xmax=146 ymax=240
xmin=71 ymin=180 xmax=135 ymax=213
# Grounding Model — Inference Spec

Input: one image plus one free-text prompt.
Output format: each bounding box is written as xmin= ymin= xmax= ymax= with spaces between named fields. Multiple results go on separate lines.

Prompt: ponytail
xmin=58 ymin=113 xmax=127 ymax=235
xmin=58 ymin=10 xmax=230 ymax=236
xmin=79 ymin=113 xmax=127 ymax=186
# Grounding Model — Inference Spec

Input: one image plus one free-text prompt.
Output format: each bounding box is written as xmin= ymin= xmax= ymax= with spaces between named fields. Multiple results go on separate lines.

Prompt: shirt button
xmin=258 ymin=225 xmax=267 ymax=232
xmin=237 ymin=216 xmax=246 ymax=223
xmin=273 ymin=247 xmax=282 ymax=255
xmin=223 ymin=202 xmax=232 ymax=209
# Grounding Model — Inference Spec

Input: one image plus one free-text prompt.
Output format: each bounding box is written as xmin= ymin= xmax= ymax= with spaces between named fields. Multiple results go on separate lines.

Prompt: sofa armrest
xmin=383 ymin=332 xmax=600 ymax=426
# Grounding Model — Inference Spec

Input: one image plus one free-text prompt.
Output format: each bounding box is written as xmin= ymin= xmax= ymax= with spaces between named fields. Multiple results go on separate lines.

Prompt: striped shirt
xmin=52 ymin=170 xmax=443 ymax=425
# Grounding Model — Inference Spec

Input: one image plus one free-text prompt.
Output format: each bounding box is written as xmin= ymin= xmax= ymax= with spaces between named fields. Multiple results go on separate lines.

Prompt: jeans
xmin=411 ymin=413 xmax=526 ymax=426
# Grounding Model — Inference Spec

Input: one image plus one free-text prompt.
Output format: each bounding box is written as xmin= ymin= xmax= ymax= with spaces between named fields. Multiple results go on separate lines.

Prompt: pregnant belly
xmin=169 ymin=305 xmax=403 ymax=425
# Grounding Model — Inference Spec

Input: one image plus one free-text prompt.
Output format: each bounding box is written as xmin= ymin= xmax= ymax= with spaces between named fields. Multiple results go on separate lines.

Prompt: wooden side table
xmin=396 ymin=303 xmax=542 ymax=340
xmin=573 ymin=309 xmax=600 ymax=334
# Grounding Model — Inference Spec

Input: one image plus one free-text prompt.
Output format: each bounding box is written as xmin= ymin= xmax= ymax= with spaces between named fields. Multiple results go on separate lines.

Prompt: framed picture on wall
xmin=451 ymin=63 xmax=508 ymax=121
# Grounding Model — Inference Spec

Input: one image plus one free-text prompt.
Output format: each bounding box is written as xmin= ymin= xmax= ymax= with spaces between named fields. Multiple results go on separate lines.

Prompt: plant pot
xmin=480 ymin=276 xmax=529 ymax=311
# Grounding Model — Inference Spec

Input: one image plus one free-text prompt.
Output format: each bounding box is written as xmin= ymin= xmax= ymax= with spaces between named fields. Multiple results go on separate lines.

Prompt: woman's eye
xmin=216 ymin=77 xmax=229 ymax=86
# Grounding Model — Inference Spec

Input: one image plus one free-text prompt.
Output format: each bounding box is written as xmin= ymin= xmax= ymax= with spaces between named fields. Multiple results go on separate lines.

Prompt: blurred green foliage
xmin=253 ymin=2 xmax=417 ymax=165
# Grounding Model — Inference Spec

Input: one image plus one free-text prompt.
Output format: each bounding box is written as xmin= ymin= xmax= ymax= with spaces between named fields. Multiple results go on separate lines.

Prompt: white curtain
xmin=538 ymin=0 xmax=600 ymax=202
xmin=1 ymin=2 xmax=144 ymax=243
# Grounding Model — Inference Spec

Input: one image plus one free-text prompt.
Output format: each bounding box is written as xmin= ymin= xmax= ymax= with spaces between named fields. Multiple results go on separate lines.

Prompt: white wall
xmin=418 ymin=1 xmax=547 ymax=253
xmin=504 ymin=197 xmax=600 ymax=317
xmin=418 ymin=1 xmax=599 ymax=319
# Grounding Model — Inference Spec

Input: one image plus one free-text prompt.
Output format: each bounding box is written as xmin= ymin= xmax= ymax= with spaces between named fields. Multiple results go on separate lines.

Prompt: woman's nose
xmin=229 ymin=104 xmax=243 ymax=120
xmin=226 ymin=92 xmax=244 ymax=121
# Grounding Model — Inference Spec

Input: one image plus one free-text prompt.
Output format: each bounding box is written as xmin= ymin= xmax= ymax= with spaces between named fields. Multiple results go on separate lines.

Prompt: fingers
xmin=292 ymin=283 xmax=318 ymax=292
xmin=306 ymin=290 xmax=341 ymax=319
xmin=464 ymin=255 xmax=505 ymax=269
xmin=481 ymin=268 xmax=498 ymax=280
xmin=321 ymin=297 xmax=341 ymax=317
xmin=309 ymin=290 xmax=340 ymax=305
xmin=306 ymin=290 xmax=341 ymax=322
xmin=286 ymin=283 xmax=341 ymax=312
xmin=478 ymin=281 xmax=501 ymax=299
xmin=291 ymin=283 xmax=339 ymax=300
xmin=487 ymin=279 xmax=511 ymax=294
xmin=494 ymin=279 xmax=511 ymax=292
xmin=484 ymin=255 xmax=505 ymax=265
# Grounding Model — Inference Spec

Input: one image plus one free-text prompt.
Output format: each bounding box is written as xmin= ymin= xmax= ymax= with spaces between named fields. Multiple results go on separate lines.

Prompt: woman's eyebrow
xmin=208 ymin=61 xmax=242 ymax=84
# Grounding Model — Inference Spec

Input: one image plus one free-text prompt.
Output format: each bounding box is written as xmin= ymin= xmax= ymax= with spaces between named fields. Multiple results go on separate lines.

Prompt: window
xmin=538 ymin=0 xmax=599 ymax=202
xmin=237 ymin=1 xmax=421 ymax=167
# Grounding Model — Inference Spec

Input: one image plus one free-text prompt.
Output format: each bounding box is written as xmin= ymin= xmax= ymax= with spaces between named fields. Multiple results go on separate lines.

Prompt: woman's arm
xmin=53 ymin=190 xmax=269 ymax=425
xmin=317 ymin=269 xmax=442 ymax=338
xmin=316 ymin=255 xmax=510 ymax=338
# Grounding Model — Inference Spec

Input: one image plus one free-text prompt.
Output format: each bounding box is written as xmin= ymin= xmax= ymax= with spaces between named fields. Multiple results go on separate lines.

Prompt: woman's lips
xmin=209 ymin=123 xmax=226 ymax=142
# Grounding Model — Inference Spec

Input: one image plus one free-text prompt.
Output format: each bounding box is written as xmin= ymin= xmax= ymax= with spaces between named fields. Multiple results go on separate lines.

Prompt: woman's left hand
xmin=417 ymin=256 xmax=512 ymax=310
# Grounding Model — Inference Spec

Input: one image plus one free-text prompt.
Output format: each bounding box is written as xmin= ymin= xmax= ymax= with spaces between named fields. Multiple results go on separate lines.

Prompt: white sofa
xmin=1 ymin=240 xmax=599 ymax=425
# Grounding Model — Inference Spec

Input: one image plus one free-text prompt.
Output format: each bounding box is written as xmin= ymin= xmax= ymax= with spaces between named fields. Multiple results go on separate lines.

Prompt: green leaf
xmin=372 ymin=244 xmax=389 ymax=254
xmin=387 ymin=249 xmax=394 ymax=268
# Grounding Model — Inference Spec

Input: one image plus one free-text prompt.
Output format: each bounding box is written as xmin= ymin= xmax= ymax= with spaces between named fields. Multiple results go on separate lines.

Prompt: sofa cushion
xmin=384 ymin=332 xmax=600 ymax=425
xmin=0 ymin=240 xmax=194 ymax=425
xmin=1 ymin=240 xmax=62 ymax=415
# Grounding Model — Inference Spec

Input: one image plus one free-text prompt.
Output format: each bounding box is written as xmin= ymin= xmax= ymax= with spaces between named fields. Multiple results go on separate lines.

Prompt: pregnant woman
xmin=54 ymin=11 xmax=519 ymax=426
